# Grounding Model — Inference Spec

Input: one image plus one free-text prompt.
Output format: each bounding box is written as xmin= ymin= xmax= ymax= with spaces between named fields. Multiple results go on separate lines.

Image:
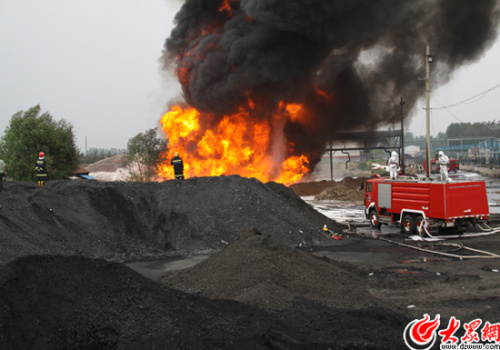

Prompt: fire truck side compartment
xmin=429 ymin=182 xmax=489 ymax=219
xmin=378 ymin=183 xmax=392 ymax=208
xmin=391 ymin=182 xmax=430 ymax=214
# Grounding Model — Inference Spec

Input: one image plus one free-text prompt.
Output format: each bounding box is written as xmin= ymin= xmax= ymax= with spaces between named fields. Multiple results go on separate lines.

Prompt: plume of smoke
xmin=162 ymin=0 xmax=500 ymax=171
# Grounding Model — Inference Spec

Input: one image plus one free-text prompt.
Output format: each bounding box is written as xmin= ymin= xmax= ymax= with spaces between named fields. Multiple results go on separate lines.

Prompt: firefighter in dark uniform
xmin=170 ymin=152 xmax=184 ymax=180
xmin=35 ymin=151 xmax=48 ymax=187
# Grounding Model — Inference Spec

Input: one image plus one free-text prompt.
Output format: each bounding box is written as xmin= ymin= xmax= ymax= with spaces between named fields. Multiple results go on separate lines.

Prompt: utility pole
xmin=329 ymin=140 xmax=333 ymax=181
xmin=425 ymin=45 xmax=433 ymax=179
xmin=400 ymin=96 xmax=405 ymax=175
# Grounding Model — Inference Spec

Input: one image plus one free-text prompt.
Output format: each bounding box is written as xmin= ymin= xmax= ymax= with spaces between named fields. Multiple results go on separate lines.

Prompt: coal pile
xmin=0 ymin=176 xmax=344 ymax=266
xmin=0 ymin=254 xmax=408 ymax=349
xmin=0 ymin=176 xmax=411 ymax=348
xmin=161 ymin=228 xmax=376 ymax=310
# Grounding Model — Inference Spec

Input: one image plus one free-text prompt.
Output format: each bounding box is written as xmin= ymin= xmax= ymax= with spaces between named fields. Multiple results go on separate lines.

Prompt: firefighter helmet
xmin=39 ymin=152 xmax=44 ymax=158
xmin=174 ymin=152 xmax=179 ymax=157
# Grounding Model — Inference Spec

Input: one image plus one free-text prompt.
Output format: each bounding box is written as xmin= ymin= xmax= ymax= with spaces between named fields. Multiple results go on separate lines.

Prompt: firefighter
xmin=170 ymin=151 xmax=184 ymax=180
xmin=438 ymin=151 xmax=450 ymax=181
xmin=35 ymin=152 xmax=47 ymax=187
xmin=388 ymin=151 xmax=399 ymax=180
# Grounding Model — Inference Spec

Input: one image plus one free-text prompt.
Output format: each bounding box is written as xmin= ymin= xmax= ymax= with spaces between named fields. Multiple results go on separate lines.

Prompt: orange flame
xmin=160 ymin=8 xmax=339 ymax=185
xmin=158 ymin=102 xmax=311 ymax=185
xmin=314 ymin=83 xmax=334 ymax=103
xmin=218 ymin=0 xmax=233 ymax=15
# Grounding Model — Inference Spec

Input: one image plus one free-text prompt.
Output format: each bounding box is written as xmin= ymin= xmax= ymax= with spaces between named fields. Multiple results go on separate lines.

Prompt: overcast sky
xmin=1 ymin=1 xmax=499 ymax=152
xmin=408 ymin=39 xmax=500 ymax=137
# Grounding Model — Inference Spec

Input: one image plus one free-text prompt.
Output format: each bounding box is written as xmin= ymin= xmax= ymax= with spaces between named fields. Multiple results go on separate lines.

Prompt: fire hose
xmin=377 ymin=237 xmax=500 ymax=260
xmin=343 ymin=219 xmax=500 ymax=259
xmin=357 ymin=219 xmax=500 ymax=259
xmin=418 ymin=217 xmax=500 ymax=241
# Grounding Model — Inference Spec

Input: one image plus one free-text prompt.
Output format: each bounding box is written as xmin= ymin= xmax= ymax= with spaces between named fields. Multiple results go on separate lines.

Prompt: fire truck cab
xmin=364 ymin=176 xmax=489 ymax=235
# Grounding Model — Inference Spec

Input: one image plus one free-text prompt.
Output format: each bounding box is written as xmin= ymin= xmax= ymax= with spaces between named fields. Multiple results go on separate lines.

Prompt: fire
xmin=158 ymin=103 xmax=311 ymax=185
xmin=276 ymin=155 xmax=310 ymax=184
xmin=158 ymin=1 xmax=340 ymax=185
xmin=284 ymin=102 xmax=303 ymax=122
xmin=218 ymin=0 xmax=233 ymax=15
xmin=314 ymin=83 xmax=334 ymax=103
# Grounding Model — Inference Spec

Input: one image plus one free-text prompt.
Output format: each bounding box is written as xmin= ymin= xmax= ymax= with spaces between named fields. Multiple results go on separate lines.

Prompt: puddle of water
xmin=130 ymin=170 xmax=499 ymax=280
xmin=127 ymin=255 xmax=209 ymax=281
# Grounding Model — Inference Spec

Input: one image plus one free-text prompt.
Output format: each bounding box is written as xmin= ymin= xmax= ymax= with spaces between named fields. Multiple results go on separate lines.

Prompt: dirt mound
xmin=340 ymin=176 xmax=368 ymax=190
xmin=290 ymin=177 xmax=367 ymax=201
xmin=289 ymin=180 xmax=336 ymax=196
xmin=315 ymin=185 xmax=365 ymax=202
xmin=0 ymin=176 xmax=344 ymax=266
xmin=161 ymin=228 xmax=377 ymax=310
xmin=0 ymin=254 xmax=408 ymax=349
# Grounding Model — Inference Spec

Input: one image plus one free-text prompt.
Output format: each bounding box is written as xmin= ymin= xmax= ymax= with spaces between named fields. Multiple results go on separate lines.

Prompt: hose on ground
xmin=376 ymin=236 xmax=500 ymax=260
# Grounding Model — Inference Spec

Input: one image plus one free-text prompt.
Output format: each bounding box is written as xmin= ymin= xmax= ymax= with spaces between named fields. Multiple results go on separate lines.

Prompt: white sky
xmin=0 ymin=1 xmax=499 ymax=152
xmin=0 ymin=0 xmax=182 ymax=152
xmin=408 ymin=40 xmax=500 ymax=137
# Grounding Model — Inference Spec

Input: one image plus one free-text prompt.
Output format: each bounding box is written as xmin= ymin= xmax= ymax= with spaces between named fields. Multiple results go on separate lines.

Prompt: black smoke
xmin=162 ymin=0 xmax=500 ymax=172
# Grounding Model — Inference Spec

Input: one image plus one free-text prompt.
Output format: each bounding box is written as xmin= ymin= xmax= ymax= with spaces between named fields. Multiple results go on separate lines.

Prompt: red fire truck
xmin=364 ymin=176 xmax=489 ymax=236
xmin=423 ymin=158 xmax=460 ymax=173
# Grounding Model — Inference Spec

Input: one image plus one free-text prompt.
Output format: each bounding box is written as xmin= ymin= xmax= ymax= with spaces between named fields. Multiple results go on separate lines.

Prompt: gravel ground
xmin=0 ymin=175 xmax=499 ymax=349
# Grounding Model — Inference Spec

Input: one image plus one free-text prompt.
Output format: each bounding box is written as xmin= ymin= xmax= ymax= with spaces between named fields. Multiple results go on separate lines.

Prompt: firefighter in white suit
xmin=438 ymin=151 xmax=450 ymax=181
xmin=388 ymin=151 xmax=399 ymax=180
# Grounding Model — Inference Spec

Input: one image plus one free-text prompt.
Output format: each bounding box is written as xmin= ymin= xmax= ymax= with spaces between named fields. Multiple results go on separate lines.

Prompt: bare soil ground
xmin=289 ymin=177 xmax=367 ymax=202
xmin=0 ymin=175 xmax=499 ymax=349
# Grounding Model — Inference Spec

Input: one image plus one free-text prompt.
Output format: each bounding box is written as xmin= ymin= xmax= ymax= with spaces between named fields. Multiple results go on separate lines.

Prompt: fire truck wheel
xmin=401 ymin=214 xmax=415 ymax=235
xmin=415 ymin=216 xmax=424 ymax=234
xmin=369 ymin=209 xmax=382 ymax=229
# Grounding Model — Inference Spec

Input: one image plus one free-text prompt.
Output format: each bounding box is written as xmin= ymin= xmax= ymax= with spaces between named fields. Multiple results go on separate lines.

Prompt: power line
xmin=432 ymin=83 xmax=500 ymax=110
xmin=432 ymin=97 xmax=464 ymax=123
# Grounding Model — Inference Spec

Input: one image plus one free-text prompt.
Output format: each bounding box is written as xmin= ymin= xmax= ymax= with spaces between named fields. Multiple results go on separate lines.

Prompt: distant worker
xmin=35 ymin=152 xmax=48 ymax=187
xmin=0 ymin=157 xmax=6 ymax=208
xmin=388 ymin=151 xmax=399 ymax=180
xmin=438 ymin=151 xmax=450 ymax=182
xmin=170 ymin=151 xmax=184 ymax=180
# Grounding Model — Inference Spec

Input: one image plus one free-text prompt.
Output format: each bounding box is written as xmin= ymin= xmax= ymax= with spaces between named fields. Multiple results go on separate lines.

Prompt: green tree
xmin=124 ymin=128 xmax=169 ymax=182
xmin=446 ymin=121 xmax=500 ymax=138
xmin=0 ymin=105 xmax=79 ymax=181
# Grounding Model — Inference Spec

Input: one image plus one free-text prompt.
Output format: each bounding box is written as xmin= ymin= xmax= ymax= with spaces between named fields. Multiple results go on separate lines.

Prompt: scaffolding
xmin=324 ymin=129 xmax=403 ymax=181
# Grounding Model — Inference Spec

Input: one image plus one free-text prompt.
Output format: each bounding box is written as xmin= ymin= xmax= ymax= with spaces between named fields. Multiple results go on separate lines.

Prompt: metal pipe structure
xmin=400 ymin=96 xmax=405 ymax=175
